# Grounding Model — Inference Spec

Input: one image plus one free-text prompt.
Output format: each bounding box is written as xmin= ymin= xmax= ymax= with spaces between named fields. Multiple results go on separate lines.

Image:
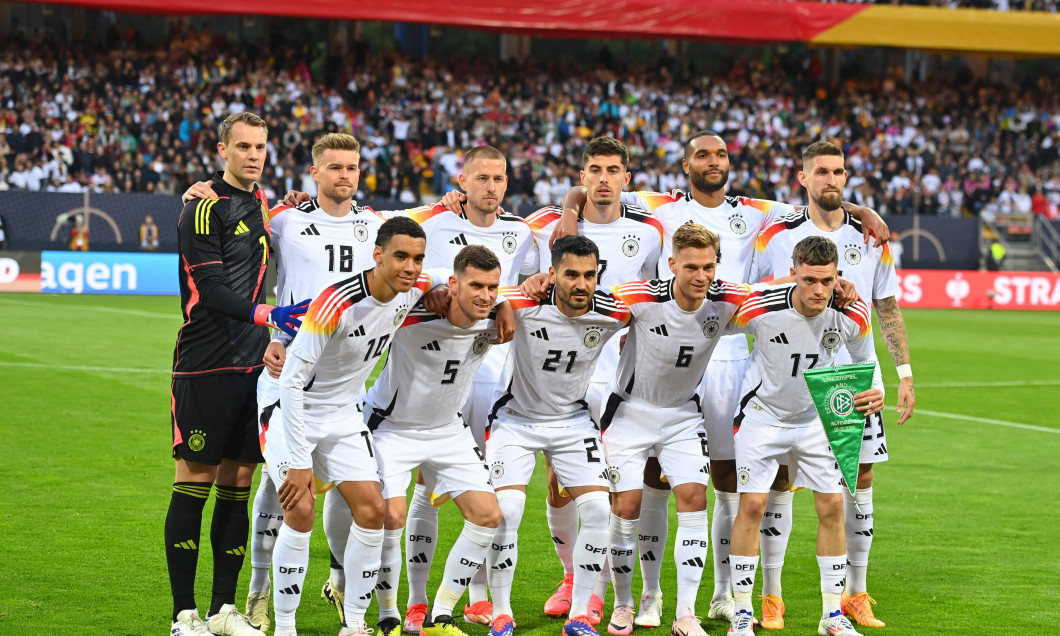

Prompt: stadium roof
xmin=31 ymin=0 xmax=1060 ymax=55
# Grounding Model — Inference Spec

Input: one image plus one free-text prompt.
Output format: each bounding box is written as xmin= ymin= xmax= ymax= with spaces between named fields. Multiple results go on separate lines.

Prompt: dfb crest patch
xmin=473 ymin=334 xmax=490 ymax=355
xmin=354 ymin=222 xmax=370 ymax=242
xmin=844 ymin=246 xmax=862 ymax=266
xmin=729 ymin=215 xmax=747 ymax=235
xmin=737 ymin=467 xmax=750 ymax=486
xmin=490 ymin=462 xmax=505 ymax=480
xmin=702 ymin=319 xmax=720 ymax=338
xmin=584 ymin=328 xmax=603 ymax=348
xmin=822 ymin=329 xmax=841 ymax=350
xmin=501 ymin=233 xmax=518 ymax=254
xmin=622 ymin=236 xmax=640 ymax=257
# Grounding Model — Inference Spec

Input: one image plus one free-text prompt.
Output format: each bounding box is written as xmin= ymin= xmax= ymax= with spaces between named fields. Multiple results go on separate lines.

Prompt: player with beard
xmin=553 ymin=132 xmax=888 ymax=627
xmin=749 ymin=142 xmax=915 ymax=629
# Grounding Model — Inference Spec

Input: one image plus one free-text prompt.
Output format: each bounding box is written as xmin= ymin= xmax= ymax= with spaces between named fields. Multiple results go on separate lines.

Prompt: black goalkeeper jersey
xmin=172 ymin=173 xmax=272 ymax=377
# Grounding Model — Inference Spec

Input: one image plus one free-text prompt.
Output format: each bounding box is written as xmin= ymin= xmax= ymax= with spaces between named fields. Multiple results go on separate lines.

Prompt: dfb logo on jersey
xmin=501 ymin=232 xmax=518 ymax=254
xmin=353 ymin=221 xmax=370 ymax=242
xmin=584 ymin=327 xmax=603 ymax=348
xmin=473 ymin=333 xmax=490 ymax=355
xmin=822 ymin=328 xmax=841 ymax=350
xmin=621 ymin=235 xmax=640 ymax=257
xmin=728 ymin=214 xmax=747 ymax=235
xmin=394 ymin=304 xmax=409 ymax=326
xmin=844 ymin=244 xmax=862 ymax=266
xmin=702 ymin=318 xmax=720 ymax=338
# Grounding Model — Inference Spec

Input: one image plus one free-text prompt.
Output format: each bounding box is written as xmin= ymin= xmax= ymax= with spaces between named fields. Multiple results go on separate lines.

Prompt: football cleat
xmin=205 ymin=604 xmax=265 ymax=636
xmin=759 ymin=595 xmax=785 ymax=630
xmin=490 ymin=614 xmax=516 ymax=636
xmin=421 ymin=614 xmax=470 ymax=636
xmin=634 ymin=591 xmax=662 ymax=628
xmin=707 ymin=597 xmax=735 ymax=623
xmin=338 ymin=621 xmax=373 ymax=636
xmin=728 ymin=609 xmax=755 ymax=636
xmin=172 ymin=609 xmax=210 ymax=636
xmin=379 ymin=617 xmax=403 ymax=636
xmin=819 ymin=612 xmax=864 ymax=636
xmin=405 ymin=604 xmax=429 ymax=634
xmin=671 ymin=614 xmax=706 ymax=636
xmin=565 ymin=615 xmax=602 ymax=636
xmin=464 ymin=600 xmax=494 ymax=624
xmin=544 ymin=574 xmax=575 ymax=617
xmin=841 ymin=592 xmax=885 ymax=628
xmin=322 ymin=579 xmax=346 ymax=625
xmin=606 ymin=605 xmax=635 ymax=636
xmin=245 ymin=591 xmax=271 ymax=632
xmin=588 ymin=595 xmax=604 ymax=626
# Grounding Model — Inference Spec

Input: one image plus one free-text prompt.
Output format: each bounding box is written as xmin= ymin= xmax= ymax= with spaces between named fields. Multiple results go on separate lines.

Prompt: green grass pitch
xmin=1 ymin=293 xmax=1057 ymax=634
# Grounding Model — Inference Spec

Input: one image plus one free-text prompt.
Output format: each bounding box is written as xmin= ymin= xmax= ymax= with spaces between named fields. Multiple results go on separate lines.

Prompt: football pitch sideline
xmin=0 ymin=293 xmax=1057 ymax=634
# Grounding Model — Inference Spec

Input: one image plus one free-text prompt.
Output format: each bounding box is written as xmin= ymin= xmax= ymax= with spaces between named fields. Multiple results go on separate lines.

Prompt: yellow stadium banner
xmin=812 ymin=5 xmax=1060 ymax=56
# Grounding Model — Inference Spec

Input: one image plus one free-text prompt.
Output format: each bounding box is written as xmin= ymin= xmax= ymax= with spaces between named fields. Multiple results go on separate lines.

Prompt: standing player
xmin=603 ymin=224 xmax=750 ymax=636
xmin=554 ymin=132 xmax=889 ymax=625
xmin=263 ymin=217 xmax=439 ymax=636
xmin=486 ymin=236 xmax=630 ymax=636
xmin=524 ymin=137 xmax=662 ymax=624
xmin=181 ymin=133 xmax=387 ymax=632
xmin=749 ymin=141 xmax=915 ymax=629
xmin=167 ymin=112 xmax=309 ymax=636
xmin=724 ymin=235 xmax=883 ymax=636
xmin=366 ymin=245 xmax=509 ymax=636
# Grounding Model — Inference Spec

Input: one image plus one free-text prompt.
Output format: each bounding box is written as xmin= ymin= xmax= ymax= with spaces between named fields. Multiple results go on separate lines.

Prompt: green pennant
xmin=803 ymin=363 xmax=878 ymax=497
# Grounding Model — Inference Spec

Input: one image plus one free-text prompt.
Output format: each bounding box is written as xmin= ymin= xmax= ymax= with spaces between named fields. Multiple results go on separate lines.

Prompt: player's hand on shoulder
xmin=264 ymin=341 xmax=287 ymax=378
xmin=856 ymin=205 xmax=890 ymax=247
xmin=277 ymin=467 xmax=316 ymax=510
xmin=854 ymin=387 xmax=884 ymax=416
xmin=282 ymin=190 xmax=311 ymax=207
xmin=421 ymin=285 xmax=452 ymax=315
xmin=439 ymin=190 xmax=468 ymax=212
xmin=834 ymin=277 xmax=859 ymax=308
xmin=491 ymin=302 xmax=515 ymax=344
xmin=519 ymin=272 xmax=549 ymax=299
xmin=182 ymin=181 xmax=218 ymax=204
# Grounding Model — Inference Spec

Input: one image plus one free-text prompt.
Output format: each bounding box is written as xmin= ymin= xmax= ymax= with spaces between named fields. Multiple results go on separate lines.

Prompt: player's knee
xmin=384 ymin=508 xmax=406 ymax=530
xmin=738 ymin=494 xmax=768 ymax=520
xmin=816 ymin=494 xmax=844 ymax=525
xmin=284 ymin=501 xmax=316 ymax=532
xmin=474 ymin=503 xmax=503 ymax=529
xmin=353 ymin=498 xmax=386 ymax=529
xmin=856 ymin=465 xmax=874 ymax=489
xmin=574 ymin=491 xmax=611 ymax=529
xmin=611 ymin=492 xmax=641 ymax=520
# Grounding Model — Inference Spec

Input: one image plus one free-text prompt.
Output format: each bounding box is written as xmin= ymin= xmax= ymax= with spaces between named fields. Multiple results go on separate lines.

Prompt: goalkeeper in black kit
xmin=167 ymin=112 xmax=309 ymax=636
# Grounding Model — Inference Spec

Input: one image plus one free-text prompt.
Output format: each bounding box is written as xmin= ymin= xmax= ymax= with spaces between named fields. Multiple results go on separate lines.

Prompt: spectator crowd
xmin=1 ymin=25 xmax=1059 ymax=222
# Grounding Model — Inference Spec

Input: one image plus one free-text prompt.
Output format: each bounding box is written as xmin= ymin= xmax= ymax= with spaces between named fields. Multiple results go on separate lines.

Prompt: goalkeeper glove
xmin=252 ymin=298 xmax=311 ymax=337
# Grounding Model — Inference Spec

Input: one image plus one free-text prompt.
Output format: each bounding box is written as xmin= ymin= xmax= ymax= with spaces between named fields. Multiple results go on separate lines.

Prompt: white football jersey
xmin=727 ymin=284 xmax=881 ymax=428
xmin=492 ymin=286 xmax=630 ymax=425
xmin=623 ymin=189 xmax=789 ymax=359
xmin=400 ymin=202 xmax=539 ymax=286
xmin=270 ymin=198 xmax=387 ymax=305
xmin=363 ymin=308 xmax=498 ymax=429
xmin=608 ymin=278 xmax=751 ymax=409
xmin=279 ymin=268 xmax=445 ymax=468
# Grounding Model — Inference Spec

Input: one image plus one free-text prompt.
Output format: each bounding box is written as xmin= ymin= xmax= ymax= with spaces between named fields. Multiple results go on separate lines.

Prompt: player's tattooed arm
xmin=551 ymin=187 xmax=588 ymax=247
xmin=875 ymin=295 xmax=915 ymax=424
xmin=842 ymin=202 xmax=890 ymax=247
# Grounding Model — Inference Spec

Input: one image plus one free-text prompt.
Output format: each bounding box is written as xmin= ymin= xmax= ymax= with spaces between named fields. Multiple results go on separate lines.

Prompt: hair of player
xmin=551 ymin=235 xmax=600 ymax=269
xmin=463 ymin=145 xmax=506 ymax=172
xmin=672 ymin=222 xmax=722 ymax=263
xmin=802 ymin=140 xmax=845 ymax=167
xmin=454 ymin=245 xmax=501 ymax=276
xmin=792 ymin=235 xmax=839 ymax=267
xmin=684 ymin=130 xmax=726 ymax=160
xmin=312 ymin=133 xmax=361 ymax=165
xmin=376 ymin=216 xmax=426 ymax=249
xmin=218 ymin=112 xmax=268 ymax=145
xmin=582 ymin=136 xmax=629 ymax=169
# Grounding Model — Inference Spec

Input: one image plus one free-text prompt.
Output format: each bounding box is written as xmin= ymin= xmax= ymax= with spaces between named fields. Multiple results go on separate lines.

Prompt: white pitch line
xmin=0 ymin=297 xmax=178 ymax=320
xmin=895 ymin=380 xmax=1060 ymax=389
xmin=0 ymin=361 xmax=169 ymax=374
xmin=915 ymin=408 xmax=1059 ymax=435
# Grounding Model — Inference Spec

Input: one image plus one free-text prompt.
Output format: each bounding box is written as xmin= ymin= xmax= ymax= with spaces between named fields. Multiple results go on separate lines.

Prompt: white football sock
xmin=761 ymin=490 xmax=793 ymax=598
xmin=609 ymin=514 xmax=639 ymax=609
xmin=323 ymin=490 xmax=353 ymax=589
xmin=342 ymin=522 xmax=383 ymax=627
xmin=547 ymin=498 xmax=579 ymax=576
xmin=571 ymin=492 xmax=609 ymax=617
xmin=377 ymin=528 xmax=403 ymax=620
xmin=673 ymin=510 xmax=709 ymax=619
xmin=433 ymin=520 xmax=494 ymax=619
xmin=637 ymin=485 xmax=669 ymax=596
xmin=730 ymin=554 xmax=758 ymax=615
xmin=488 ymin=490 xmax=525 ymax=618
xmin=272 ymin=524 xmax=312 ymax=629
xmin=711 ymin=490 xmax=740 ymax=603
xmin=249 ymin=471 xmax=283 ymax=594
xmin=405 ymin=484 xmax=439 ymax=608
xmin=844 ymin=487 xmax=873 ymax=595
xmin=817 ymin=555 xmax=846 ymax=618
